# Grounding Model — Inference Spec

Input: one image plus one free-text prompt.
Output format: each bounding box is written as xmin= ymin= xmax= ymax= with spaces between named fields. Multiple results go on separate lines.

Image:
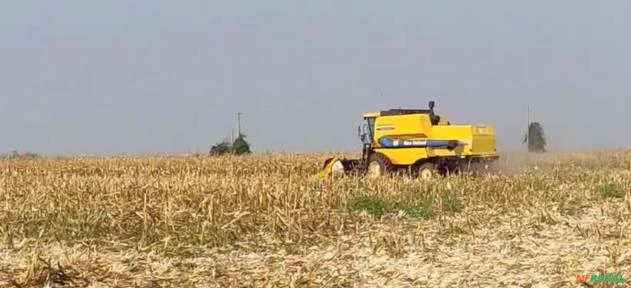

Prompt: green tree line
xmin=209 ymin=133 xmax=251 ymax=156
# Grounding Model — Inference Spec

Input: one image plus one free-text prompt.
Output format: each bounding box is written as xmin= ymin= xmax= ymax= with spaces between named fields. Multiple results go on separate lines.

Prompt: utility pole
xmin=525 ymin=104 xmax=532 ymax=154
xmin=526 ymin=104 xmax=530 ymax=144
xmin=237 ymin=112 xmax=243 ymax=137
xmin=527 ymin=105 xmax=531 ymax=127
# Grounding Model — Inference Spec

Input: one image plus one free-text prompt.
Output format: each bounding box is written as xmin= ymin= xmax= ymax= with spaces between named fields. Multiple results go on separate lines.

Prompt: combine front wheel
xmin=366 ymin=153 xmax=393 ymax=178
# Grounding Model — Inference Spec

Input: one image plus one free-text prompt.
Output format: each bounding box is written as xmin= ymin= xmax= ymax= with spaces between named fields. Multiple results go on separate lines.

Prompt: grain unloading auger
xmin=317 ymin=100 xmax=499 ymax=179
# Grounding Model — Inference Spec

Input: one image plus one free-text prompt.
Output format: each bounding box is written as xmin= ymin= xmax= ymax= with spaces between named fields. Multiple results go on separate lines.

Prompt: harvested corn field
xmin=1 ymin=151 xmax=631 ymax=287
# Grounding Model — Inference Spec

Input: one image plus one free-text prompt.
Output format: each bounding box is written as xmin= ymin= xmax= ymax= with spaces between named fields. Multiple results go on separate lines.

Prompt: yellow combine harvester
xmin=318 ymin=100 xmax=499 ymax=179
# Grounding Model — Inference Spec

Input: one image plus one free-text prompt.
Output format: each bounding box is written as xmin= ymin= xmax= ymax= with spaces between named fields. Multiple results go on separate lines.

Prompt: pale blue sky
xmin=1 ymin=1 xmax=630 ymax=155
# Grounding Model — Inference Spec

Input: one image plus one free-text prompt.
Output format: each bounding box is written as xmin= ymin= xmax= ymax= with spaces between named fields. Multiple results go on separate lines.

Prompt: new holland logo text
xmin=392 ymin=140 xmax=427 ymax=146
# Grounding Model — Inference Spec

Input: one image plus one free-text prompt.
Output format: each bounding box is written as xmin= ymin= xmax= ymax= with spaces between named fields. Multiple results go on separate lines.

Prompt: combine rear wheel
xmin=416 ymin=162 xmax=438 ymax=179
xmin=366 ymin=153 xmax=393 ymax=178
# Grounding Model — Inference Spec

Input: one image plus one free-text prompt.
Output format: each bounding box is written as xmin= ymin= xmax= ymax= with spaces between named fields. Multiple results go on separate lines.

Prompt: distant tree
xmin=2 ymin=150 xmax=41 ymax=159
xmin=232 ymin=133 xmax=251 ymax=155
xmin=523 ymin=122 xmax=546 ymax=153
xmin=209 ymin=141 xmax=231 ymax=156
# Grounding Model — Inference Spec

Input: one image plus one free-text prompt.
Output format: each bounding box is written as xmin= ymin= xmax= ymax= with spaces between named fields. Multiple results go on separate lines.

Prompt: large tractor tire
xmin=366 ymin=153 xmax=394 ymax=178
xmin=416 ymin=162 xmax=438 ymax=179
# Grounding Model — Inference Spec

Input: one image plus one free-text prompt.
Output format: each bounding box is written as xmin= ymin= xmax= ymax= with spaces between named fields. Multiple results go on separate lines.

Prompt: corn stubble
xmin=1 ymin=151 xmax=631 ymax=287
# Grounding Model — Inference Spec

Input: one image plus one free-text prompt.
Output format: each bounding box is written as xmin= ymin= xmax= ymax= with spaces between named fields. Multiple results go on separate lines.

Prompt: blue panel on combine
xmin=378 ymin=137 xmax=460 ymax=148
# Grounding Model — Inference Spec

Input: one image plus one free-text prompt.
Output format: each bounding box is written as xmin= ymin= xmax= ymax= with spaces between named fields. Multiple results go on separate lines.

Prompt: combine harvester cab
xmin=318 ymin=100 xmax=499 ymax=179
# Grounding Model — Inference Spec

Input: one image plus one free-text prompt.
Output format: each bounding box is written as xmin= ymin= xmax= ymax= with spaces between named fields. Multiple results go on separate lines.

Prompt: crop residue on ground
xmin=1 ymin=151 xmax=631 ymax=287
